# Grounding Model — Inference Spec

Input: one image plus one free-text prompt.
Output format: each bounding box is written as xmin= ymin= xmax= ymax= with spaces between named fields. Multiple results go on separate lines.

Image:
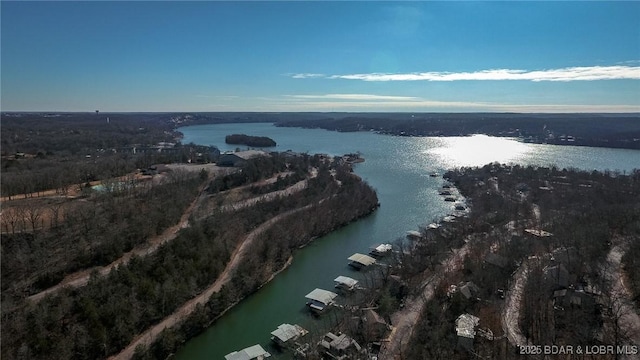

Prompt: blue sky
xmin=1 ymin=1 xmax=639 ymax=112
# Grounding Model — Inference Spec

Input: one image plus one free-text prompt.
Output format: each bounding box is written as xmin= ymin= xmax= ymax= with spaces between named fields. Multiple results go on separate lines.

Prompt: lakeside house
xmin=218 ymin=150 xmax=268 ymax=167
xmin=224 ymin=344 xmax=271 ymax=360
xmin=318 ymin=332 xmax=364 ymax=360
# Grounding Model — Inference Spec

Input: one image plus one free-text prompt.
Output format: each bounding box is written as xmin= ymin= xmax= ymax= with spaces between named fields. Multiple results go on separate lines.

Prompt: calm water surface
xmin=175 ymin=123 xmax=639 ymax=359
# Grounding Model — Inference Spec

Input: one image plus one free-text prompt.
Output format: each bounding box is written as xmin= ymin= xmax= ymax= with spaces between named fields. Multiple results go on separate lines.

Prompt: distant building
xmin=218 ymin=150 xmax=268 ymax=167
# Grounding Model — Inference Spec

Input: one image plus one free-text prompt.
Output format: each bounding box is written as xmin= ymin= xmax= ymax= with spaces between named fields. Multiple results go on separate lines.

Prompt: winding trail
xmin=502 ymin=262 xmax=530 ymax=347
xmin=604 ymin=244 xmax=640 ymax=348
xmin=28 ymin=172 xmax=311 ymax=303
xmin=379 ymin=243 xmax=470 ymax=359
xmin=109 ymin=203 xmax=315 ymax=360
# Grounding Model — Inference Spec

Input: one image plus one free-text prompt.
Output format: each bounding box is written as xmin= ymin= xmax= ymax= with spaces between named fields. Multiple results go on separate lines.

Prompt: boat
xmin=334 ymin=276 xmax=359 ymax=291
xmin=429 ymin=172 xmax=440 ymax=177
xmin=370 ymin=243 xmax=393 ymax=256
xmin=444 ymin=196 xmax=456 ymax=202
xmin=305 ymin=288 xmax=338 ymax=313
xmin=405 ymin=231 xmax=422 ymax=240
xmin=347 ymin=253 xmax=377 ymax=269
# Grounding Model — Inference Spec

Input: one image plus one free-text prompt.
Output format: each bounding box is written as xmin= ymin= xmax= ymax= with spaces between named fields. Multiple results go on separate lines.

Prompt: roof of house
xmin=455 ymin=313 xmax=480 ymax=339
xmin=225 ymin=344 xmax=271 ymax=360
xmin=305 ymin=288 xmax=338 ymax=305
xmin=459 ymin=281 xmax=480 ymax=299
xmin=348 ymin=253 xmax=377 ymax=266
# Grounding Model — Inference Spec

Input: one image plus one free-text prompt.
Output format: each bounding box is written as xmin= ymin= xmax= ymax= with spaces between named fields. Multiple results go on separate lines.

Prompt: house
xmin=318 ymin=332 xmax=363 ymax=360
xmin=544 ymin=263 xmax=570 ymax=289
xmin=347 ymin=253 xmax=376 ymax=270
xmin=458 ymin=281 xmax=480 ymax=300
xmin=270 ymin=323 xmax=308 ymax=348
xmin=218 ymin=150 xmax=268 ymax=167
xmin=455 ymin=313 xmax=480 ymax=352
xmin=224 ymin=344 xmax=271 ymax=360
xmin=305 ymin=288 xmax=338 ymax=313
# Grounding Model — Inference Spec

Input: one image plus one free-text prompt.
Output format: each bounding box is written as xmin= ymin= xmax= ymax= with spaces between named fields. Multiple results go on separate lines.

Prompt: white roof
xmin=225 ymin=344 xmax=271 ymax=360
xmin=455 ymin=314 xmax=480 ymax=339
xmin=271 ymin=324 xmax=306 ymax=343
xmin=305 ymin=288 xmax=338 ymax=305
xmin=373 ymin=243 xmax=393 ymax=253
xmin=348 ymin=253 xmax=377 ymax=266
xmin=334 ymin=276 xmax=359 ymax=287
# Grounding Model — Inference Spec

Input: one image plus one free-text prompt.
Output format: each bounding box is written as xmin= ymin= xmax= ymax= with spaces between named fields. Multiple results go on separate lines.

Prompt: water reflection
xmin=427 ymin=134 xmax=531 ymax=167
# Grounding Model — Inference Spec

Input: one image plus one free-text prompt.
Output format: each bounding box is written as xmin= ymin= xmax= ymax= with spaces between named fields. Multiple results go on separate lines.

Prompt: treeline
xmin=1 ymin=171 xmax=206 ymax=303
xmin=225 ymin=134 xmax=276 ymax=147
xmin=276 ymin=113 xmax=640 ymax=149
xmin=1 ymin=160 xmax=379 ymax=360
xmin=1 ymin=142 xmax=218 ymax=199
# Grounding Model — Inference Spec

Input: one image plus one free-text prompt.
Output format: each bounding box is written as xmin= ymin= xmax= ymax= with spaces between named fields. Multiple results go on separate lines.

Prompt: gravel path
xmin=109 ymin=203 xmax=313 ymax=360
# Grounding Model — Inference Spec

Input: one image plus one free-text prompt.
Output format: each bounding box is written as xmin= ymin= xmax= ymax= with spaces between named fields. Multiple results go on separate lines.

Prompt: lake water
xmin=175 ymin=123 xmax=639 ymax=359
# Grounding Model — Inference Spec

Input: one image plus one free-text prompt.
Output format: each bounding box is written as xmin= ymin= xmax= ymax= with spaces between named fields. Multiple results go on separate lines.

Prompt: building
xmin=270 ymin=323 xmax=308 ymax=348
xmin=224 ymin=344 xmax=271 ymax=360
xmin=305 ymin=288 xmax=338 ymax=313
xmin=347 ymin=253 xmax=376 ymax=270
xmin=218 ymin=150 xmax=268 ymax=167
xmin=334 ymin=276 xmax=359 ymax=291
xmin=455 ymin=313 xmax=480 ymax=352
xmin=318 ymin=332 xmax=363 ymax=360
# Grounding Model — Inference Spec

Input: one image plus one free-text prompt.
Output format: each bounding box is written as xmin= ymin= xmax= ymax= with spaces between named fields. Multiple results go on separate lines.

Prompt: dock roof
xmin=271 ymin=324 xmax=307 ymax=343
xmin=334 ymin=276 xmax=359 ymax=288
xmin=305 ymin=288 xmax=338 ymax=305
xmin=348 ymin=253 xmax=377 ymax=266
xmin=225 ymin=344 xmax=271 ymax=360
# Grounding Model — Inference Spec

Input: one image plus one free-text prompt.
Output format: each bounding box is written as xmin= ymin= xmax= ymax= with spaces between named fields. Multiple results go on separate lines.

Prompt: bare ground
xmin=379 ymin=243 xmax=470 ymax=359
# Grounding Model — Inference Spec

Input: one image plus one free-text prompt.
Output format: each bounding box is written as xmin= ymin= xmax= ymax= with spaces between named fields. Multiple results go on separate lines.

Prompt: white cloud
xmin=291 ymin=65 xmax=640 ymax=82
xmin=279 ymin=93 xmax=640 ymax=113
xmin=289 ymin=73 xmax=326 ymax=79
xmin=285 ymin=94 xmax=421 ymax=101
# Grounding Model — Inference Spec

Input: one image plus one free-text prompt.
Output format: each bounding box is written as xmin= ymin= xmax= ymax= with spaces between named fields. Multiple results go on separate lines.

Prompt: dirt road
xmin=379 ymin=244 xmax=470 ymax=359
xmin=109 ymin=203 xmax=313 ymax=360
xmin=28 ymin=172 xmax=310 ymax=303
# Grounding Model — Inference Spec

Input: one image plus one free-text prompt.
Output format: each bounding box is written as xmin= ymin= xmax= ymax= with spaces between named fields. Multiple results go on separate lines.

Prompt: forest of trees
xmin=225 ymin=133 xmax=276 ymax=147
xmin=1 ymin=149 xmax=379 ymax=360
xmin=401 ymin=164 xmax=640 ymax=359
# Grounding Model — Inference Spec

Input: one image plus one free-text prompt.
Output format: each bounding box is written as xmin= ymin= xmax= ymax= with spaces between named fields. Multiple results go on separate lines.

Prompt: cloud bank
xmin=292 ymin=65 xmax=640 ymax=82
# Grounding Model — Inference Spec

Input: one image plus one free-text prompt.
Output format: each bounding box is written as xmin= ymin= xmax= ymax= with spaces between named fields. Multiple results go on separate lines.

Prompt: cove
xmin=174 ymin=123 xmax=639 ymax=359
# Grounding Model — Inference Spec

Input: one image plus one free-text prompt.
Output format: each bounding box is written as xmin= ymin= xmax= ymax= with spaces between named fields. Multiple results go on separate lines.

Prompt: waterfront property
xmin=217 ymin=150 xmax=268 ymax=167
xmin=270 ymin=323 xmax=308 ymax=348
xmin=347 ymin=253 xmax=376 ymax=270
xmin=334 ymin=276 xmax=359 ymax=291
xmin=224 ymin=344 xmax=271 ymax=360
xmin=305 ymin=288 xmax=338 ymax=313
xmin=318 ymin=332 xmax=364 ymax=360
